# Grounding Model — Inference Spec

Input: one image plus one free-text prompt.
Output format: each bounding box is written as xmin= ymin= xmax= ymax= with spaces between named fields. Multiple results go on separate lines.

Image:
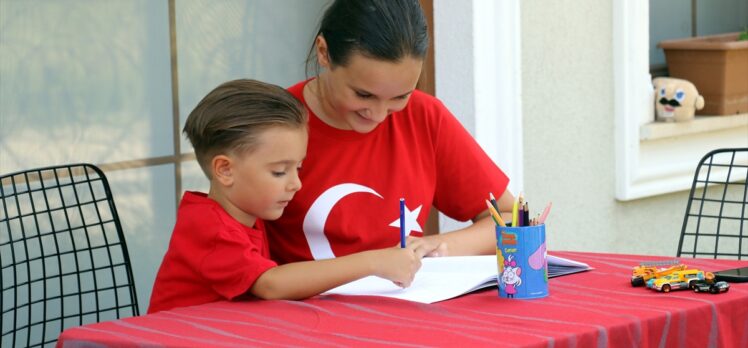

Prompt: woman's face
xmin=316 ymin=45 xmax=423 ymax=133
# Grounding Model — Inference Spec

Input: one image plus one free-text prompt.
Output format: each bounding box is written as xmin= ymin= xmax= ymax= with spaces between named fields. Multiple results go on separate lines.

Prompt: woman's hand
xmin=404 ymin=235 xmax=448 ymax=258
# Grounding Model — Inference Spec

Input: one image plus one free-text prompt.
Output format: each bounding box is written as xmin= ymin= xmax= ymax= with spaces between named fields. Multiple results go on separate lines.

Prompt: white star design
xmin=389 ymin=204 xmax=423 ymax=235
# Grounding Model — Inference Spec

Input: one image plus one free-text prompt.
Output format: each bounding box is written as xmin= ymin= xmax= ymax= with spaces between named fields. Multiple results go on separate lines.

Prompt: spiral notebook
xmin=322 ymin=254 xmax=591 ymax=304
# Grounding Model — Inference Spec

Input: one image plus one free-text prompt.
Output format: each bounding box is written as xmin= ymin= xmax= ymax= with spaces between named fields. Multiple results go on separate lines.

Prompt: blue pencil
xmin=400 ymin=198 xmax=406 ymax=248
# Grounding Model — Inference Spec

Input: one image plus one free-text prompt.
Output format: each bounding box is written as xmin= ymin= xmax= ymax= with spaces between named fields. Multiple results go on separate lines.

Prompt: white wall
xmin=433 ymin=0 xmax=522 ymax=231
xmin=434 ymin=0 xmax=707 ymax=256
xmin=521 ymin=0 xmax=692 ymax=255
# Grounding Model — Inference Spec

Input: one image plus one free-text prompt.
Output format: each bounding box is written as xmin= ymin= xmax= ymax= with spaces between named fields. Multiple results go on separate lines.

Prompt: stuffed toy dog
xmin=653 ymin=77 xmax=705 ymax=122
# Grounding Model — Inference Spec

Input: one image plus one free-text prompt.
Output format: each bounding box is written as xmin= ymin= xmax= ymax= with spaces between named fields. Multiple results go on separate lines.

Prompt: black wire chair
xmin=1 ymin=163 xmax=139 ymax=347
xmin=677 ymin=148 xmax=748 ymax=260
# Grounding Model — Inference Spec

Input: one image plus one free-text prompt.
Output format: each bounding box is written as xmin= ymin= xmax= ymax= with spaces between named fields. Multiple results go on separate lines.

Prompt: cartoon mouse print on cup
xmin=501 ymin=255 xmax=522 ymax=298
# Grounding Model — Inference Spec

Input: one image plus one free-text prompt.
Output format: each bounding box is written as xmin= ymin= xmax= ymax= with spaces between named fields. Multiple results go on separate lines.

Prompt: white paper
xmin=322 ymin=254 xmax=591 ymax=304
xmin=547 ymin=254 xmax=593 ymax=278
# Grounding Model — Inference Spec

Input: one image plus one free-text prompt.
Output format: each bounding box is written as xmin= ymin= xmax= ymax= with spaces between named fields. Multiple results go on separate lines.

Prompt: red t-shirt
xmin=148 ymin=192 xmax=277 ymax=313
xmin=265 ymin=80 xmax=509 ymax=264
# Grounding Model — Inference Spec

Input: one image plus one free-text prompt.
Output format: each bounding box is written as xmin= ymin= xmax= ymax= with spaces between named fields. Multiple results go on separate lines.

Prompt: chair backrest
xmin=1 ymin=163 xmax=139 ymax=347
xmin=677 ymin=148 xmax=748 ymax=260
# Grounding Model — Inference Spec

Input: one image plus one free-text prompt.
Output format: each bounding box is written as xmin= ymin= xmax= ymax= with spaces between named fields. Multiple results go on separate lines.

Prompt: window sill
xmin=640 ymin=113 xmax=748 ymax=141
xmin=620 ymin=116 xmax=748 ymax=201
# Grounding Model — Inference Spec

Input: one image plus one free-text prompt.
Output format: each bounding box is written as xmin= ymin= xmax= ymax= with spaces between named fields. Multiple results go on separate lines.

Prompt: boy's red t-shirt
xmin=148 ymin=192 xmax=277 ymax=313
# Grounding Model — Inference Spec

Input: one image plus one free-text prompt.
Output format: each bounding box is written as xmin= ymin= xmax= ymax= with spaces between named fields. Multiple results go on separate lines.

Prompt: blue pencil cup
xmin=496 ymin=224 xmax=549 ymax=299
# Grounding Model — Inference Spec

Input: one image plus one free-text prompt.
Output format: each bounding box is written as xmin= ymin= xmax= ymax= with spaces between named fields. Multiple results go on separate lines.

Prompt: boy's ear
xmin=316 ymin=35 xmax=331 ymax=68
xmin=211 ymin=155 xmax=234 ymax=186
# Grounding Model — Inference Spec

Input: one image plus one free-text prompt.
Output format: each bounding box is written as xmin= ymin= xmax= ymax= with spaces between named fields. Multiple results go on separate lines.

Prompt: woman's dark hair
xmin=306 ymin=0 xmax=428 ymax=75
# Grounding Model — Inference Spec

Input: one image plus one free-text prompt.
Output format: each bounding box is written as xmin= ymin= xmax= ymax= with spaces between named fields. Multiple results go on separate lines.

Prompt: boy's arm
xmin=250 ymin=247 xmax=420 ymax=300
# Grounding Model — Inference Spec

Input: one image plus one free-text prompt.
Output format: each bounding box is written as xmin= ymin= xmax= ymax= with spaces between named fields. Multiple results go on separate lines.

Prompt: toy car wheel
xmin=694 ymin=287 xmax=700 ymax=293
xmin=710 ymin=287 xmax=718 ymax=294
xmin=662 ymin=284 xmax=671 ymax=293
xmin=631 ymin=278 xmax=644 ymax=287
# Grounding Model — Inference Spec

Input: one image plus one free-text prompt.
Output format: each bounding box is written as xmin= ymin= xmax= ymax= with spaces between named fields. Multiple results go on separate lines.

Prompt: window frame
xmin=613 ymin=0 xmax=748 ymax=201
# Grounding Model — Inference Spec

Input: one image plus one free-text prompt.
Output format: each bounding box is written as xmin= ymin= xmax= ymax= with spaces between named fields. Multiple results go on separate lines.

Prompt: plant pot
xmin=659 ymin=32 xmax=748 ymax=116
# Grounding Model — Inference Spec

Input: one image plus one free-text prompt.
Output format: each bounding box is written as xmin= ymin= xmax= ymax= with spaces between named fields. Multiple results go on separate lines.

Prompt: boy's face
xmin=222 ymin=126 xmax=307 ymax=223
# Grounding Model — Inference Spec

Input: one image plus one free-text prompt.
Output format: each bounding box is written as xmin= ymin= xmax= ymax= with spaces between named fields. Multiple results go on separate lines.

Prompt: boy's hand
xmin=404 ymin=236 xmax=449 ymax=258
xmin=371 ymin=247 xmax=422 ymax=288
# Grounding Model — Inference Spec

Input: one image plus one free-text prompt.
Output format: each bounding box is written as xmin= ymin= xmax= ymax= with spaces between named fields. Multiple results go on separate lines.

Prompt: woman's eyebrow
xmin=394 ymin=91 xmax=414 ymax=99
xmin=353 ymin=86 xmax=413 ymax=99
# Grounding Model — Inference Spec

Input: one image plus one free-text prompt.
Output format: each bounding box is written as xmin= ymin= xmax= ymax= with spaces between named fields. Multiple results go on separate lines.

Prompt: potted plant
xmin=658 ymin=31 xmax=748 ymax=116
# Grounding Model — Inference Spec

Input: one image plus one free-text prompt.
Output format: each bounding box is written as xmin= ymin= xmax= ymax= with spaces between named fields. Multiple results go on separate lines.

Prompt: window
xmin=649 ymin=0 xmax=748 ymax=77
xmin=613 ymin=0 xmax=748 ymax=201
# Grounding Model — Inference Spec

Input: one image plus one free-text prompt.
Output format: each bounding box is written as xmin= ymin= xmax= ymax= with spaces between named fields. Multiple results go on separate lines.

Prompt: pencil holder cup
xmin=495 ymin=224 xmax=549 ymax=299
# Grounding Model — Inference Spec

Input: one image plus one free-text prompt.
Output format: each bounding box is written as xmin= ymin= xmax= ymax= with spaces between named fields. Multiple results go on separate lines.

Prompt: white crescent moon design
xmin=302 ymin=183 xmax=382 ymax=260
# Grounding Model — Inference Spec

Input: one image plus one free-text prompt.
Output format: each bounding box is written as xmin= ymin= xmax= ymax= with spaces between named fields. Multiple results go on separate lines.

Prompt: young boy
xmin=148 ymin=79 xmax=425 ymax=313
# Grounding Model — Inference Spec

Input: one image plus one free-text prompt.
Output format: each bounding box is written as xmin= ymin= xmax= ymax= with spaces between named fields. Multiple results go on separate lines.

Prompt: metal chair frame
xmin=1 ymin=163 xmax=139 ymax=347
xmin=677 ymin=148 xmax=748 ymax=260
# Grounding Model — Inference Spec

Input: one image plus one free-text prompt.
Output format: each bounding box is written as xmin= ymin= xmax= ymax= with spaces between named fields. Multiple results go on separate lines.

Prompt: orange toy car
xmin=646 ymin=269 xmax=715 ymax=292
xmin=631 ymin=260 xmax=686 ymax=287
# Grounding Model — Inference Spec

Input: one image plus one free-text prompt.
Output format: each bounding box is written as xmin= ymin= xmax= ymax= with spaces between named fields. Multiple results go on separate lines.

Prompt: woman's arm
xmin=421 ymin=189 xmax=515 ymax=256
xmin=250 ymin=247 xmax=420 ymax=300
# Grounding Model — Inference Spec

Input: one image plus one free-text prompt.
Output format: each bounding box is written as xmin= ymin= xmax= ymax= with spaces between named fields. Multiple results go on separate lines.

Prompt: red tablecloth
xmin=57 ymin=252 xmax=748 ymax=348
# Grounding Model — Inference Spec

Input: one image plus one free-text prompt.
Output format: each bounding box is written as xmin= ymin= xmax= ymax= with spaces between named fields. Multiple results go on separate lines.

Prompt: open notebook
xmin=322 ymin=254 xmax=591 ymax=304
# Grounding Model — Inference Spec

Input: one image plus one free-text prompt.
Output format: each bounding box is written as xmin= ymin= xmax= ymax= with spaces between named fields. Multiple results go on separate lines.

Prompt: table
xmin=57 ymin=252 xmax=748 ymax=347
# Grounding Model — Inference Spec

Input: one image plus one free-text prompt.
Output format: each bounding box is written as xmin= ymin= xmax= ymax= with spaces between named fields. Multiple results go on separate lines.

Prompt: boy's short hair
xmin=184 ymin=79 xmax=307 ymax=178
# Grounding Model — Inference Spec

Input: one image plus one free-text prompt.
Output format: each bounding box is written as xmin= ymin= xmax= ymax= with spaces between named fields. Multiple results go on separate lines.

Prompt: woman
xmin=266 ymin=0 xmax=514 ymax=264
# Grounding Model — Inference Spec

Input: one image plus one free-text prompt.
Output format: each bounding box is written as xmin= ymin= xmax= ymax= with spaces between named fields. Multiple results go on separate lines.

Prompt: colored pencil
xmin=485 ymin=200 xmax=507 ymax=227
xmin=400 ymin=198 xmax=406 ymax=248
xmin=538 ymin=201 xmax=553 ymax=224
xmin=489 ymin=192 xmax=499 ymax=211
